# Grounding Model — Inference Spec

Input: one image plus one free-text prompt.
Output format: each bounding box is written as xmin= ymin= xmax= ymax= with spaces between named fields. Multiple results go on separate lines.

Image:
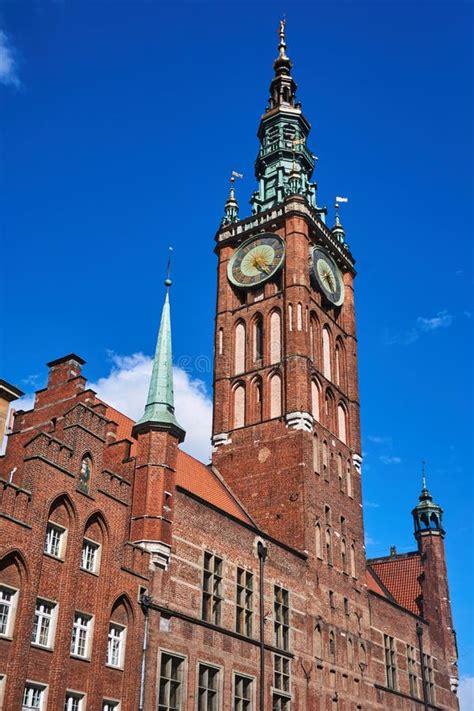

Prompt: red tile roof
xmin=366 ymin=568 xmax=390 ymax=598
xmin=103 ymin=405 xmax=253 ymax=525
xmin=368 ymin=554 xmax=423 ymax=616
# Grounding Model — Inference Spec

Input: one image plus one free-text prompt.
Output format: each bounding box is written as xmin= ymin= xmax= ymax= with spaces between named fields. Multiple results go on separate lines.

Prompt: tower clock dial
xmin=311 ymin=246 xmax=345 ymax=306
xmin=228 ymin=233 xmax=285 ymax=288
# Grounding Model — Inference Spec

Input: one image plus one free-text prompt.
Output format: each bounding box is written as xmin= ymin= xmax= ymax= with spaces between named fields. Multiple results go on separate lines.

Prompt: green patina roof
xmin=135 ymin=284 xmax=185 ymax=441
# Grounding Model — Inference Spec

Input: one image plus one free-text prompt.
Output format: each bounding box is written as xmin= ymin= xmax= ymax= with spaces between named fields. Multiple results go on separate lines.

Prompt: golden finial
xmin=278 ymin=18 xmax=288 ymax=59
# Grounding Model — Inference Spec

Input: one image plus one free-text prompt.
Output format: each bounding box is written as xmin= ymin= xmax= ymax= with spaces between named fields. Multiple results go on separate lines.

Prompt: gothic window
xmin=311 ymin=379 xmax=320 ymax=422
xmin=322 ymin=326 xmax=331 ymax=380
xmin=310 ymin=314 xmax=319 ymax=364
xmin=270 ymin=310 xmax=282 ymax=364
xmin=269 ymin=373 xmax=282 ymax=419
xmin=313 ymin=434 xmax=320 ymax=474
xmin=202 ymin=552 xmax=223 ymax=625
xmin=217 ymin=327 xmax=223 ymax=356
xmin=350 ymin=543 xmax=356 ymax=578
xmin=251 ymin=377 xmax=263 ymax=423
xmin=78 ymin=456 xmax=92 ymax=494
xmin=348 ymin=637 xmax=354 ymax=667
xmin=107 ymin=622 xmax=126 ymax=668
xmin=341 ymin=538 xmax=347 ymax=574
xmin=234 ymin=322 xmax=246 ymax=375
xmin=315 ymin=523 xmax=322 ymax=559
xmin=335 ymin=338 xmax=345 ymax=387
xmin=297 ymin=303 xmax=303 ymax=330
xmin=325 ymin=528 xmax=333 ymax=566
xmin=322 ymin=441 xmax=329 ymax=474
xmin=337 ymin=453 xmax=344 ymax=491
xmin=233 ymin=384 xmax=245 ymax=429
xmin=346 ymin=459 xmax=353 ymax=498
xmin=337 ymin=403 xmax=347 ymax=444
xmin=253 ymin=315 xmax=263 ymax=363
xmin=325 ymin=389 xmax=335 ymax=430
xmin=0 ymin=585 xmax=18 ymax=638
xmin=329 ymin=631 xmax=336 ymax=663
xmin=288 ymin=304 xmax=293 ymax=331
xmin=44 ymin=522 xmax=66 ymax=559
xmin=314 ymin=623 xmax=322 ymax=658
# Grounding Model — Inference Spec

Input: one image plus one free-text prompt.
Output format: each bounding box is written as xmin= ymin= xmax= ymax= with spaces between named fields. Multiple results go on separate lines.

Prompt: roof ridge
xmin=208 ymin=463 xmax=259 ymax=528
xmin=368 ymin=551 xmax=420 ymax=563
xmin=366 ymin=564 xmax=396 ymax=602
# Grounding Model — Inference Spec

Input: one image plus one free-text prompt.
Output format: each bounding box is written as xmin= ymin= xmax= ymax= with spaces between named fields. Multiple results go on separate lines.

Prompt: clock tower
xmin=212 ymin=22 xmax=363 ymax=561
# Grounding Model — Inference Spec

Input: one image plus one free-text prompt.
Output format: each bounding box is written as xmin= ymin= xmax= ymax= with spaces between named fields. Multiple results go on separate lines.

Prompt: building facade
xmin=0 ymin=23 xmax=459 ymax=711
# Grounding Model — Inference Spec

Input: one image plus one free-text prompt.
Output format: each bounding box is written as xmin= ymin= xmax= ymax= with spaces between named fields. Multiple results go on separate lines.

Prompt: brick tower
xmin=211 ymin=21 xmax=363 ymax=564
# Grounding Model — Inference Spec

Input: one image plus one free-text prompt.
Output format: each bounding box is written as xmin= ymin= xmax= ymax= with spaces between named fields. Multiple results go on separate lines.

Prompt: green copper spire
xmin=133 ymin=268 xmax=185 ymax=442
xmin=412 ymin=462 xmax=444 ymax=539
xmin=221 ymin=173 xmax=241 ymax=226
xmin=250 ymin=20 xmax=322 ymax=215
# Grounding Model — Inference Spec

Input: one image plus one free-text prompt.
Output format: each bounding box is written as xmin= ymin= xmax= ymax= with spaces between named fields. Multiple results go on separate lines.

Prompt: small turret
xmin=221 ymin=174 xmax=240 ymax=226
xmin=412 ymin=469 xmax=445 ymax=540
xmin=331 ymin=199 xmax=347 ymax=244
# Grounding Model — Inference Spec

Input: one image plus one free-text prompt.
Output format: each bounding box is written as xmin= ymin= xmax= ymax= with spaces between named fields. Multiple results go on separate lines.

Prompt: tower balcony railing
xmin=259 ymin=139 xmax=314 ymax=166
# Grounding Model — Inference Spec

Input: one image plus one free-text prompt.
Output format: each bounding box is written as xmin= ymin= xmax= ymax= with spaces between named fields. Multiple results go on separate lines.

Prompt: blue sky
xmin=1 ymin=0 xmax=472 ymax=699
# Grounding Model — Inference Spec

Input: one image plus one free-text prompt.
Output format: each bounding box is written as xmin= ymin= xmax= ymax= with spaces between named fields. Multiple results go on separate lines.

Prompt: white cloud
xmin=416 ymin=310 xmax=453 ymax=332
xmin=364 ymin=500 xmax=380 ymax=508
xmin=90 ymin=352 xmax=213 ymax=463
xmin=0 ymin=29 xmax=20 ymax=87
xmin=385 ymin=309 xmax=453 ymax=346
xmin=367 ymin=435 xmax=392 ymax=445
xmin=379 ymin=455 xmax=402 ymax=465
xmin=459 ymin=676 xmax=474 ymax=710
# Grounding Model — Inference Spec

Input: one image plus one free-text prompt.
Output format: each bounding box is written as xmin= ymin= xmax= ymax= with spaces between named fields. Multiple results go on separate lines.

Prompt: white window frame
xmin=106 ymin=622 xmax=126 ymax=669
xmin=80 ymin=538 xmax=101 ymax=574
xmin=64 ymin=690 xmax=86 ymax=711
xmin=31 ymin=598 xmax=57 ymax=649
xmin=233 ymin=672 xmax=255 ymax=711
xmin=44 ymin=521 xmax=67 ymax=559
xmin=102 ymin=700 xmax=120 ymax=711
xmin=22 ymin=682 xmax=48 ymax=711
xmin=0 ymin=585 xmax=19 ymax=639
xmin=158 ymin=650 xmax=187 ymax=711
xmin=70 ymin=612 xmax=93 ymax=659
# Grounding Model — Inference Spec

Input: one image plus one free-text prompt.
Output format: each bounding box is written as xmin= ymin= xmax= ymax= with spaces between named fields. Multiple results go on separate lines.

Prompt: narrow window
xmin=253 ymin=316 xmax=263 ymax=363
xmin=270 ymin=310 xmax=282 ymax=364
xmin=326 ymin=529 xmax=333 ymax=565
xmin=274 ymin=586 xmax=290 ymax=651
xmin=335 ymin=343 xmax=342 ymax=386
xmin=384 ymin=634 xmax=397 ymax=690
xmin=288 ymin=304 xmax=293 ymax=331
xmin=44 ymin=522 xmax=66 ymax=559
xmin=197 ymin=664 xmax=219 ymax=710
xmin=322 ymin=441 xmax=328 ymax=474
xmin=325 ymin=390 xmax=334 ymax=430
xmin=236 ymin=568 xmax=253 ymax=637
xmin=313 ymin=434 xmax=320 ymax=474
xmin=315 ymin=523 xmax=322 ymax=559
xmin=347 ymin=637 xmax=354 ymax=666
xmin=341 ymin=538 xmax=347 ymax=574
xmin=233 ymin=385 xmax=245 ymax=429
xmin=423 ymin=654 xmax=434 ymax=703
xmin=350 ymin=543 xmax=356 ymax=578
xmin=107 ymin=623 xmax=126 ymax=668
xmin=22 ymin=683 xmax=47 ymax=711
xmin=273 ymin=654 xmax=291 ymax=708
xmin=70 ymin=612 xmax=93 ymax=659
xmin=311 ymin=380 xmax=320 ymax=422
xmin=252 ymin=378 xmax=263 ymax=422
xmin=32 ymin=599 xmax=56 ymax=648
xmin=310 ymin=315 xmax=319 ymax=364
xmin=234 ymin=322 xmax=246 ymax=375
xmin=158 ymin=653 xmax=184 ymax=711
xmin=270 ymin=373 xmax=282 ymax=418
xmin=234 ymin=674 xmax=253 ymax=711
xmin=297 ymin=303 xmax=302 ymax=330
xmin=337 ymin=454 xmax=344 ymax=491
xmin=407 ymin=645 xmax=418 ymax=698
xmin=346 ymin=460 xmax=353 ymax=498
xmin=78 ymin=456 xmax=92 ymax=494
xmin=64 ymin=692 xmax=85 ymax=711
xmin=202 ymin=552 xmax=223 ymax=625
xmin=322 ymin=327 xmax=331 ymax=380
xmin=0 ymin=585 xmax=18 ymax=638
xmin=337 ymin=403 xmax=347 ymax=444
xmin=218 ymin=328 xmax=223 ymax=356
xmin=314 ymin=624 xmax=322 ymax=658
xmin=329 ymin=590 xmax=335 ymax=609
xmin=329 ymin=631 xmax=336 ymax=663
xmin=80 ymin=539 xmax=101 ymax=574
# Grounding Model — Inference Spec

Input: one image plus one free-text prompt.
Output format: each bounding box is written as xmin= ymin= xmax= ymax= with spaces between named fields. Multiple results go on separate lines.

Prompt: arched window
xmin=288 ymin=304 xmax=293 ymax=331
xmin=233 ymin=384 xmax=245 ymax=428
xmin=253 ymin=315 xmax=263 ymax=363
xmin=270 ymin=310 xmax=281 ymax=364
xmin=325 ymin=389 xmax=335 ymax=430
xmin=314 ymin=623 xmax=322 ymax=658
xmin=234 ymin=322 xmax=246 ymax=375
xmin=341 ymin=538 xmax=347 ymax=574
xmin=350 ymin=543 xmax=356 ymax=578
xmin=337 ymin=453 xmax=344 ymax=491
xmin=322 ymin=441 xmax=329 ymax=473
xmin=348 ymin=638 xmax=354 ymax=667
xmin=311 ymin=380 xmax=320 ymax=422
xmin=315 ymin=523 xmax=322 ymax=559
xmin=0 ymin=551 xmax=27 ymax=640
xmin=297 ymin=303 xmax=303 ymax=331
xmin=78 ymin=456 xmax=92 ymax=494
xmin=335 ymin=338 xmax=345 ymax=387
xmin=81 ymin=513 xmax=107 ymax=575
xmin=326 ymin=528 xmax=333 ymax=565
xmin=346 ymin=460 xmax=353 ymax=498
xmin=322 ymin=326 xmax=331 ymax=380
xmin=337 ymin=403 xmax=347 ymax=444
xmin=107 ymin=596 xmax=132 ymax=670
xmin=329 ymin=631 xmax=336 ymax=663
xmin=217 ymin=328 xmax=224 ymax=355
xmin=360 ymin=642 xmax=367 ymax=666
xmin=310 ymin=314 xmax=319 ymax=365
xmin=269 ymin=373 xmax=282 ymax=418
xmin=313 ymin=433 xmax=320 ymax=474
xmin=252 ymin=377 xmax=263 ymax=422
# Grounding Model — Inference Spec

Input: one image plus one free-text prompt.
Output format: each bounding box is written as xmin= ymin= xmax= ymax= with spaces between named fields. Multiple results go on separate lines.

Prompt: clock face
xmin=311 ymin=247 xmax=345 ymax=306
xmin=228 ymin=233 xmax=285 ymax=288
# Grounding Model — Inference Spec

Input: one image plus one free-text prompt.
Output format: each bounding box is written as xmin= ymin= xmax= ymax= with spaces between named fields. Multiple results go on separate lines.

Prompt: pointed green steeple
xmin=133 ymin=276 xmax=185 ymax=442
xmin=412 ymin=463 xmax=444 ymax=539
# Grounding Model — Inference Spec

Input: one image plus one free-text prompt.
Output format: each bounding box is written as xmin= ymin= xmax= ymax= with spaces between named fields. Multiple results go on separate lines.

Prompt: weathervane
xmin=165 ymin=246 xmax=173 ymax=288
